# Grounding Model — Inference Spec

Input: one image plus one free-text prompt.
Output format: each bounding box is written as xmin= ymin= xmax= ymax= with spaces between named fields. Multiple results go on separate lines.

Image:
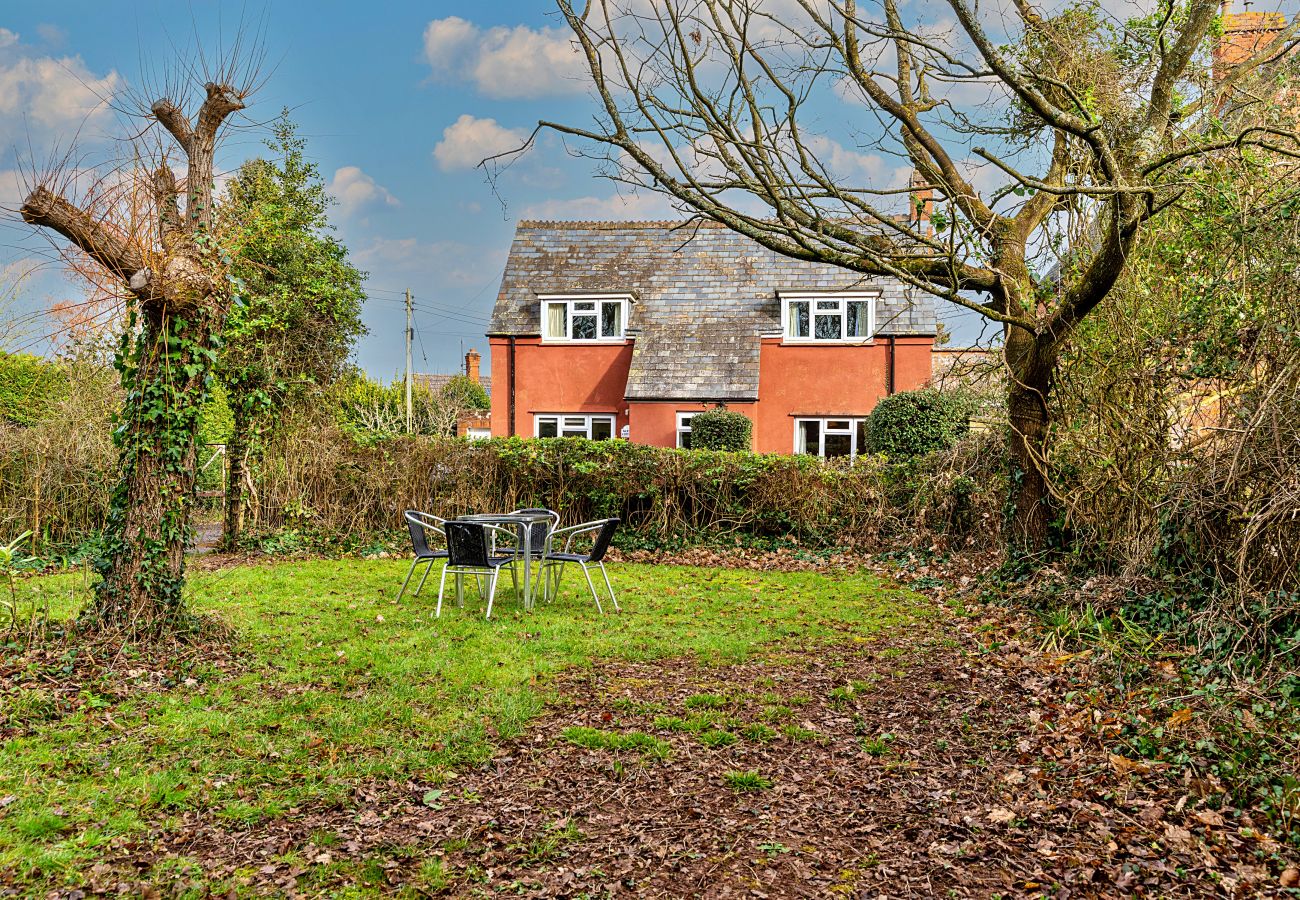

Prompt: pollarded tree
xmin=218 ymin=114 xmax=366 ymax=550
xmin=15 ymin=59 xmax=257 ymax=635
xmin=541 ymin=0 xmax=1299 ymax=550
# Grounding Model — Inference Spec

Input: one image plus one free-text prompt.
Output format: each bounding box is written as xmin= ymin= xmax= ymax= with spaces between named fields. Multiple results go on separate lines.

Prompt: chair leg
xmin=599 ymin=563 xmax=620 ymax=612
xmin=436 ymin=565 xmax=450 ymax=617
xmin=550 ymin=562 xmax=567 ymax=603
xmin=486 ymin=568 xmax=500 ymax=619
xmin=510 ymin=562 xmax=519 ymax=601
xmin=414 ymin=559 xmax=436 ymax=597
xmin=580 ymin=562 xmax=605 ymax=614
xmin=397 ymin=558 xmax=419 ymax=600
xmin=456 ymin=572 xmax=464 ymax=608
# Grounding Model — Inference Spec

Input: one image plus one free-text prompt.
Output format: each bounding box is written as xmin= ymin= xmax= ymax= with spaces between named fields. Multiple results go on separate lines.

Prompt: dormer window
xmin=540 ymin=294 xmax=632 ymax=342
xmin=780 ymin=292 xmax=876 ymax=342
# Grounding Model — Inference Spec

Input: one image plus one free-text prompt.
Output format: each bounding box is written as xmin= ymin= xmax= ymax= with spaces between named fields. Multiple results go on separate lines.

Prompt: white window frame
xmin=793 ymin=416 xmax=868 ymax=459
xmin=675 ymin=412 xmax=696 ymax=449
xmin=538 ymin=293 xmax=633 ymax=343
xmin=534 ymin=413 xmax=616 ymax=440
xmin=779 ymin=292 xmax=877 ymax=343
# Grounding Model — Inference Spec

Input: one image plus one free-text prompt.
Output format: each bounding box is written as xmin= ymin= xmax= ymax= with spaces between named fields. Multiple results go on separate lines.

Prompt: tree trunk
xmin=222 ymin=403 xmax=249 ymax=552
xmin=1003 ymin=325 xmax=1056 ymax=552
xmin=89 ymin=311 xmax=215 ymax=635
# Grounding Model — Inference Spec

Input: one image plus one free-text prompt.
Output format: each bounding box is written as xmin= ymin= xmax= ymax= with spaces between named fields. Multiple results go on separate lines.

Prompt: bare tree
xmin=14 ymin=51 xmax=261 ymax=635
xmin=539 ymin=0 xmax=1300 ymax=550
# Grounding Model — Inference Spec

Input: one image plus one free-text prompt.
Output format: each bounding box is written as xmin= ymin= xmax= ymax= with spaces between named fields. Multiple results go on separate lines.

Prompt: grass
xmin=723 ymin=770 xmax=774 ymax=792
xmin=0 ymin=558 xmax=922 ymax=893
xmin=561 ymin=726 xmax=672 ymax=759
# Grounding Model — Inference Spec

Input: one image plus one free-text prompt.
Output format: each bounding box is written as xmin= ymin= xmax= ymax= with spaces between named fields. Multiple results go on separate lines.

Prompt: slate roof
xmin=413 ymin=373 xmax=492 ymax=397
xmin=489 ymin=220 xmax=936 ymax=401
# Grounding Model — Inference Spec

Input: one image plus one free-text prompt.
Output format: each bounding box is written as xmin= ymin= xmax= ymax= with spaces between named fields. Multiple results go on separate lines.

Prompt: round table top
xmin=455 ymin=511 xmax=554 ymax=524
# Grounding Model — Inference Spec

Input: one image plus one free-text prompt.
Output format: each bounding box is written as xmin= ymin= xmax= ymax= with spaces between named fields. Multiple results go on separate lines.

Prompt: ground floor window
xmin=535 ymin=414 xmax=615 ymax=440
xmin=795 ymin=417 xmax=867 ymax=458
xmin=676 ymin=412 xmax=695 ymax=449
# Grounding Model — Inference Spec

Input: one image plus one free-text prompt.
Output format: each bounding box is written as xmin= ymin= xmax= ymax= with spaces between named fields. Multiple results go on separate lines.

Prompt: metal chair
xmin=507 ymin=507 xmax=560 ymax=560
xmin=398 ymin=511 xmax=448 ymax=600
xmin=437 ymin=521 xmax=520 ymax=619
xmin=539 ymin=518 xmax=621 ymax=613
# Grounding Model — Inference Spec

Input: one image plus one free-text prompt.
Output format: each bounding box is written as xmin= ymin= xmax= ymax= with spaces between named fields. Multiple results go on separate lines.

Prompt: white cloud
xmin=519 ymin=189 xmax=682 ymax=221
xmin=0 ymin=29 xmax=18 ymax=49
xmin=433 ymin=114 xmax=527 ymax=172
xmin=804 ymin=134 xmax=891 ymax=183
xmin=422 ymin=16 xmax=587 ymax=99
xmin=327 ymin=165 xmax=399 ymax=217
xmin=0 ymin=54 xmax=121 ymax=130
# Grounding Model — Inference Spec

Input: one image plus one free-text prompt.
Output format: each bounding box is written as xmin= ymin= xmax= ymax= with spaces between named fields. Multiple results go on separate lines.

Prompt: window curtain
xmin=545 ymin=302 xmax=567 ymax=339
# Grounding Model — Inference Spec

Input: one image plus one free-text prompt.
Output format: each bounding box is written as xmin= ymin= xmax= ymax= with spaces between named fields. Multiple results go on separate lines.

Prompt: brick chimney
xmin=909 ymin=169 xmax=934 ymax=234
xmin=1214 ymin=1 xmax=1288 ymax=81
xmin=465 ymin=348 xmax=481 ymax=384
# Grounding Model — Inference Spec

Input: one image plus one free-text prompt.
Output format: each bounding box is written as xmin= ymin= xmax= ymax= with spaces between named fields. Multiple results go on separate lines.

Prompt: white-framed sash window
xmin=780 ymin=292 xmax=876 ymax=342
xmin=794 ymin=417 xmax=867 ymax=458
xmin=539 ymin=294 xmax=632 ymax=341
xmin=676 ymin=412 xmax=696 ymax=449
xmin=534 ymin=414 xmax=615 ymax=440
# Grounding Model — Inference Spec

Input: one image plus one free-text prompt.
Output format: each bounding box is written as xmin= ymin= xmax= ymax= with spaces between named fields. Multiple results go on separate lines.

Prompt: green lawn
xmin=0 ymin=558 xmax=923 ymax=891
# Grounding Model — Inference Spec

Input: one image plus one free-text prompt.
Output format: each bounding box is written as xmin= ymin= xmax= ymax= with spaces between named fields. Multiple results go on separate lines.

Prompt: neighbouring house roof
xmin=489 ymin=220 xmax=936 ymax=401
xmin=413 ymin=373 xmax=493 ymax=397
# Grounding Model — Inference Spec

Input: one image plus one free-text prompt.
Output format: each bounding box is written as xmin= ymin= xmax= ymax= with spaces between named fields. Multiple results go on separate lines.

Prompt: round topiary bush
xmin=866 ymin=388 xmax=972 ymax=458
xmin=690 ymin=406 xmax=752 ymax=451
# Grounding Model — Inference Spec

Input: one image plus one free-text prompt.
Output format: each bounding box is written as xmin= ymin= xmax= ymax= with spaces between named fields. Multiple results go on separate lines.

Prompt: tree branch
xmin=20 ymin=186 xmax=147 ymax=286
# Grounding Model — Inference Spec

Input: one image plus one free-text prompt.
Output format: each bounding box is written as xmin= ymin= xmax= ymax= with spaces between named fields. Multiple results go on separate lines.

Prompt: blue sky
xmin=0 ymin=1 xmax=1010 ymax=377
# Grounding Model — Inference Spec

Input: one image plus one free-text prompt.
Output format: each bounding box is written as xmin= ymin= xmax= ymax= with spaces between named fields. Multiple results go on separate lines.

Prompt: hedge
xmin=690 ymin=407 xmax=752 ymax=451
xmin=866 ymin=388 xmax=972 ymax=458
xmin=0 ymin=353 xmax=69 ymax=427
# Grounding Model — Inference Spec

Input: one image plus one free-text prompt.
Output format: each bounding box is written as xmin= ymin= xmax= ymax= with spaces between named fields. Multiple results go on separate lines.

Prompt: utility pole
xmin=404 ymin=289 xmax=413 ymax=434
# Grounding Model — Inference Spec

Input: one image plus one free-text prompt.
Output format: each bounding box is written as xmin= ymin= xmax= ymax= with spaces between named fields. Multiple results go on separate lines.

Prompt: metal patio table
xmin=453 ymin=511 xmax=554 ymax=610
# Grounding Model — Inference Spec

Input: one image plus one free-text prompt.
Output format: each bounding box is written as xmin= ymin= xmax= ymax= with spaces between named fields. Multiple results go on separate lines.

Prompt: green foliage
xmin=689 ymin=406 xmax=752 ymax=451
xmin=0 ymin=353 xmax=68 ymax=426
xmin=198 ymin=381 xmax=235 ymax=446
xmin=439 ymin=374 xmax=489 ymax=412
xmin=866 ymin=388 xmax=972 ymax=458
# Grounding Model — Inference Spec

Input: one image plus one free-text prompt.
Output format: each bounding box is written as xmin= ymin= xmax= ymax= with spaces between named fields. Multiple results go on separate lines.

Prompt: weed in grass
xmin=741 ymin=723 xmax=778 ymax=742
xmin=787 ymin=693 xmax=812 ymax=706
xmin=684 ymin=693 xmax=728 ymax=710
xmin=758 ymin=842 xmax=791 ymax=856
xmin=415 ymin=858 xmax=450 ymax=891
xmin=561 ymin=726 xmax=671 ymax=760
xmin=762 ymin=704 xmax=794 ymax=722
xmin=611 ymin=698 xmax=663 ymax=716
xmin=522 ymin=820 xmax=584 ymax=864
xmin=781 ymin=724 xmax=817 ymax=742
xmin=653 ymin=715 xmax=689 ymax=732
xmin=724 ymin=770 xmax=773 ymax=792
xmin=698 ymin=729 xmax=737 ymax=748
xmin=861 ymin=734 xmax=894 ymax=756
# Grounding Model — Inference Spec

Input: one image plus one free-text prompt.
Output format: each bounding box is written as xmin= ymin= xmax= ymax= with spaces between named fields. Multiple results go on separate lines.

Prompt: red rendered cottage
xmin=486 ymin=220 xmax=936 ymax=458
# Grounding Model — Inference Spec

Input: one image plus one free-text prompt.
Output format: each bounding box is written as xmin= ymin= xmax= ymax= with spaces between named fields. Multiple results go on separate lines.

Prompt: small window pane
xmin=538 ymin=418 xmax=558 ymax=438
xmin=815 ymin=314 xmax=842 ymax=340
xmin=847 ymin=301 xmax=868 ymax=337
xmin=564 ymin=416 xmax=587 ymax=428
xmin=680 ymin=431 xmax=693 ymax=449
xmin=601 ymin=301 xmax=622 ymax=337
xmin=827 ymin=419 xmax=852 ymax=431
xmin=574 ymin=301 xmax=596 ymax=311
xmin=573 ymin=314 xmax=597 ymax=340
xmin=824 ymin=433 xmax=853 ymax=457
xmin=591 ymin=418 xmax=612 ymax=441
xmin=545 ymin=303 xmax=567 ymax=339
xmin=856 ymin=419 xmax=867 ymax=453
xmin=788 ymin=301 xmax=809 ymax=337
xmin=816 ymin=299 xmax=840 ymax=311
xmin=797 ymin=420 xmax=819 ymax=454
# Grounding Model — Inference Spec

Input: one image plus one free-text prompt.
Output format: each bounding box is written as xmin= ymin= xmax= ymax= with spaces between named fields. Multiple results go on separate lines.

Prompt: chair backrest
xmin=445 ymin=520 xmax=491 ymax=568
xmin=589 ymin=517 xmax=620 ymax=562
xmin=404 ymin=510 xmax=445 ymax=559
xmin=511 ymin=507 xmax=558 ymax=550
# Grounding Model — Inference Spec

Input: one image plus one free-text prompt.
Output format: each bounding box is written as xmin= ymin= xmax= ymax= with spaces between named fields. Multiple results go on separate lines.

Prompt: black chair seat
xmin=544 ymin=552 xmax=591 ymax=563
xmin=415 ymin=548 xmax=449 ymax=561
xmin=485 ymin=555 xmax=518 ymax=568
